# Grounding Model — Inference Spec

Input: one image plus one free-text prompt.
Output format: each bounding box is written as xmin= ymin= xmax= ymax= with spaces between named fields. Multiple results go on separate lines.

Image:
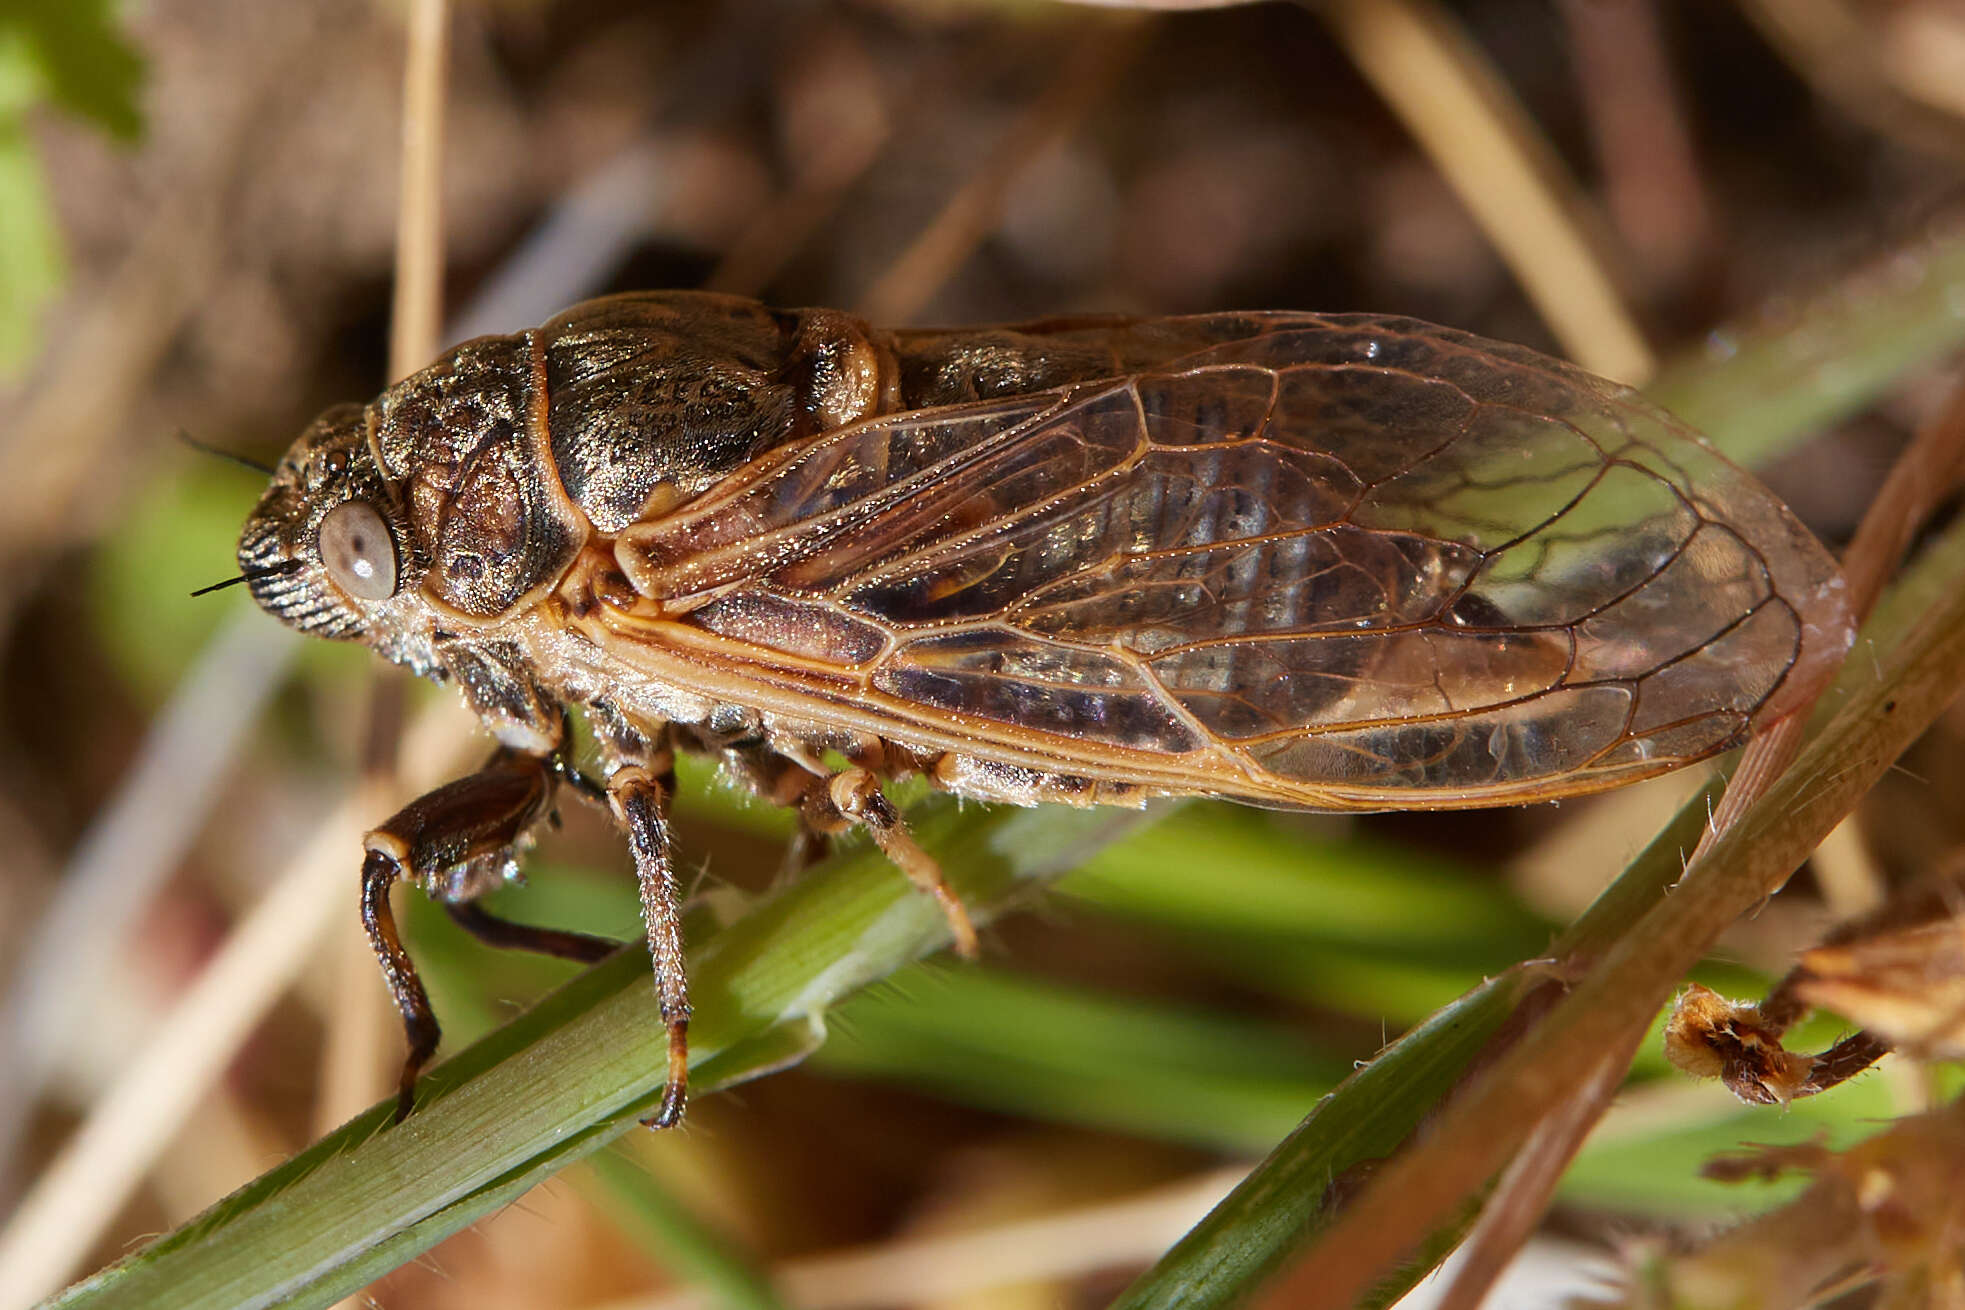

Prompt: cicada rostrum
xmin=234 ymin=293 xmax=1852 ymax=1126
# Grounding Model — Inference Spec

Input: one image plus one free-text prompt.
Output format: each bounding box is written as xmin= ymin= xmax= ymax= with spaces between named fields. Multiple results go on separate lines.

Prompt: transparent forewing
xmin=612 ymin=314 xmax=1849 ymax=808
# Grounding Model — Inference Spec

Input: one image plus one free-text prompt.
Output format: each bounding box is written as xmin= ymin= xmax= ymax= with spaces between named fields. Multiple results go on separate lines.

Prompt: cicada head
xmin=238 ymin=403 xmax=440 ymax=674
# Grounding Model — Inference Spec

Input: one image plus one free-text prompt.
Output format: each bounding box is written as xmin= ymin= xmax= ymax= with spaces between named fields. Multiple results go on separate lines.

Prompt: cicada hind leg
xmin=806 ymin=768 xmax=980 ymax=959
xmin=710 ymin=732 xmax=980 ymax=959
xmin=360 ymin=747 xmax=619 ymax=1121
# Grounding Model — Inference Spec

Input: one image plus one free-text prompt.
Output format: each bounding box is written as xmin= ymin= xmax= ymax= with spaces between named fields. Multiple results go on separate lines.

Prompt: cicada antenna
xmin=191 ymin=559 xmax=303 ymax=598
xmin=175 ymin=429 xmax=276 ymax=477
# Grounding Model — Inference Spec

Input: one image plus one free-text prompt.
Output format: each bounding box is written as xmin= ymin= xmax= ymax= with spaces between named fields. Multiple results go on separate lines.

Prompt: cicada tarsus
xmin=232 ymin=292 xmax=1853 ymax=1126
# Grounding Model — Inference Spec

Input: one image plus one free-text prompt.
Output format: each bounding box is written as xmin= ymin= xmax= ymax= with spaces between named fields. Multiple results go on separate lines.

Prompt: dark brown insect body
xmin=238 ymin=292 xmax=1852 ymax=1124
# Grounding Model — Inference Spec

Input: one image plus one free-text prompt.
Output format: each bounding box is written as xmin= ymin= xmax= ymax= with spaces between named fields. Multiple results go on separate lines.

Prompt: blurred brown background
xmin=5 ymin=1 xmax=1965 ymax=1307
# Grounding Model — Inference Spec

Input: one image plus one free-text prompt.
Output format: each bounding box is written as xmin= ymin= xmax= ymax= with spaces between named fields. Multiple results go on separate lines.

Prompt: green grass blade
xmin=580 ymin=1149 xmax=789 ymax=1310
xmin=1107 ymin=964 xmax=1542 ymax=1310
xmin=816 ymin=965 xmax=1351 ymax=1151
xmin=41 ymin=803 xmax=1155 ymax=1310
xmin=1061 ymin=809 xmax=1548 ymax=965
xmin=0 ymin=122 xmax=62 ymax=376
xmin=1646 ymin=222 xmax=1965 ymax=467
xmin=43 ymin=217 xmax=1965 ymax=1310
xmin=1109 ymin=470 xmax=1965 ymax=1310
xmin=1105 ymin=225 xmax=1965 ymax=1308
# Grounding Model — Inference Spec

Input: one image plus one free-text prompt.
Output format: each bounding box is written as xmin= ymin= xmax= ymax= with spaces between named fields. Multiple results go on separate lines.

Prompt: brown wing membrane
xmin=599 ymin=313 xmax=1850 ymax=809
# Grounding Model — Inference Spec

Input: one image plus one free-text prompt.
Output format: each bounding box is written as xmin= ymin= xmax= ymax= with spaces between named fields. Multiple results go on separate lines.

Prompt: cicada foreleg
xmin=361 ymin=747 xmax=599 ymax=1120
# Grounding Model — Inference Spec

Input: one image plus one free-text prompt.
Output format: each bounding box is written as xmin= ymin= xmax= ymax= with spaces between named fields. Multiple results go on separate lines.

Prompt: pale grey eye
xmin=317 ymin=500 xmax=399 ymax=601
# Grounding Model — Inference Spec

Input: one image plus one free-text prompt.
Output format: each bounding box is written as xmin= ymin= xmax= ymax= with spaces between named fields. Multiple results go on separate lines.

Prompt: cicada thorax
xmin=532 ymin=295 xmax=806 ymax=538
xmin=536 ymin=294 xmax=916 ymax=531
xmin=372 ymin=294 xmax=929 ymax=630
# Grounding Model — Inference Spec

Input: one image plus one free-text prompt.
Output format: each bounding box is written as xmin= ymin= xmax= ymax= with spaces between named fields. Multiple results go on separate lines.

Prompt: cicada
xmin=234 ymin=293 xmax=1852 ymax=1125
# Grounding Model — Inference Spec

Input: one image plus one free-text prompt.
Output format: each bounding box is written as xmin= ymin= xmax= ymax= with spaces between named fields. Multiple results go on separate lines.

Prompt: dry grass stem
xmin=1318 ymin=0 xmax=1654 ymax=383
xmin=313 ymin=0 xmax=452 ymax=1155
xmin=704 ymin=32 xmax=895 ymax=299
xmin=1256 ymin=596 xmax=1965 ymax=1304
xmin=1433 ymin=1038 xmax=1639 ymax=1310
xmin=1555 ymin=0 xmax=1712 ymax=288
xmin=0 ymin=616 xmax=296 ymax=1186
xmin=854 ymin=23 xmax=1140 ymax=324
xmin=388 ymin=0 xmax=451 ymax=380
xmin=1811 ymin=814 xmax=1887 ymax=918
xmin=1251 ymin=383 xmax=1965 ymax=1303
xmin=0 ymin=702 xmax=479 ymax=1309
xmin=1838 ymin=369 xmax=1965 ymax=613
xmin=313 ymin=15 xmax=453 ymax=1288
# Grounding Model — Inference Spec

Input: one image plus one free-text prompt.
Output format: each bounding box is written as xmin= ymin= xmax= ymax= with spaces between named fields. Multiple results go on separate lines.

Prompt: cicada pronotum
xmin=234 ymin=292 xmax=1852 ymax=1125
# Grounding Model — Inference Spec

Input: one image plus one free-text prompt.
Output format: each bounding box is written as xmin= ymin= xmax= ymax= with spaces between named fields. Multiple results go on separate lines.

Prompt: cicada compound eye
xmin=317 ymin=499 xmax=400 ymax=601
